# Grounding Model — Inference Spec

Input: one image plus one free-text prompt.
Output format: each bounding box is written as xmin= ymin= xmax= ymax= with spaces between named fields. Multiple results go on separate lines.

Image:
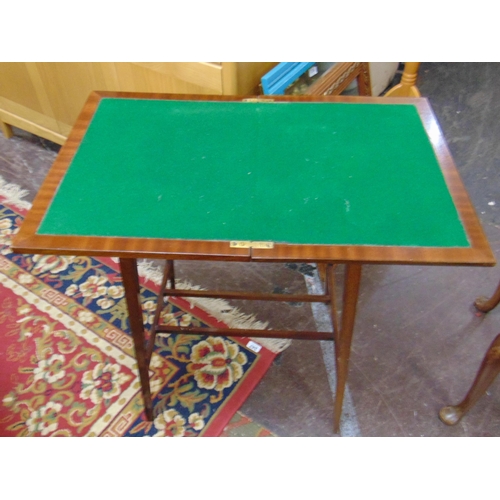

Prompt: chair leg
xmin=439 ymin=334 xmax=500 ymax=425
xmin=475 ymin=279 xmax=500 ymax=312
xmin=384 ymin=62 xmax=421 ymax=97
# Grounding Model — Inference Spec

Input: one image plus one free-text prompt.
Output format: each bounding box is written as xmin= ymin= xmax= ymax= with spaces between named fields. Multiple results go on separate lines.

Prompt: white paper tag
xmin=308 ymin=65 xmax=318 ymax=77
xmin=246 ymin=340 xmax=262 ymax=353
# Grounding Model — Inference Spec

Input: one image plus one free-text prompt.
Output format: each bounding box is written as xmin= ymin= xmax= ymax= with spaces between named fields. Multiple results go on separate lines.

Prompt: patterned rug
xmin=0 ymin=187 xmax=278 ymax=437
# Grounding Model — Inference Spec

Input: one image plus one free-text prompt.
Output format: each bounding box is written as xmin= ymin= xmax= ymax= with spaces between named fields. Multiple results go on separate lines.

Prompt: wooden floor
xmin=1 ymin=62 xmax=500 ymax=436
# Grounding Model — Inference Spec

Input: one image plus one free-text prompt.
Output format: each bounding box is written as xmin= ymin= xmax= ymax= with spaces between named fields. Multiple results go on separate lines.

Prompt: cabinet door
xmin=0 ymin=63 xmax=65 ymax=143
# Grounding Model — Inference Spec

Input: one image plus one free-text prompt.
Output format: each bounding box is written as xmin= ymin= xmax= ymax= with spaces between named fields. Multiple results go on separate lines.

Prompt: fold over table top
xmin=12 ymin=92 xmax=495 ymax=266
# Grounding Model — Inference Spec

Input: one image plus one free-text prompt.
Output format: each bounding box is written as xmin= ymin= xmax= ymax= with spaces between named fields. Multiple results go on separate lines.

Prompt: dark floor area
xmin=1 ymin=62 xmax=500 ymax=436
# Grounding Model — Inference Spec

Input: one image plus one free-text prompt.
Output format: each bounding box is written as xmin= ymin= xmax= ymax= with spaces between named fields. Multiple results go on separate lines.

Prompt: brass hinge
xmin=230 ymin=240 xmax=274 ymax=249
xmin=241 ymin=98 xmax=275 ymax=103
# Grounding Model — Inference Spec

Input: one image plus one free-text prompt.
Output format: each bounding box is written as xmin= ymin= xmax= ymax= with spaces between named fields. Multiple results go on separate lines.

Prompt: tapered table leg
xmin=166 ymin=259 xmax=176 ymax=290
xmin=439 ymin=334 xmax=500 ymax=425
xmin=326 ymin=265 xmax=339 ymax=340
xmin=475 ymin=279 xmax=500 ymax=312
xmin=332 ymin=263 xmax=362 ymax=434
xmin=120 ymin=257 xmax=154 ymax=421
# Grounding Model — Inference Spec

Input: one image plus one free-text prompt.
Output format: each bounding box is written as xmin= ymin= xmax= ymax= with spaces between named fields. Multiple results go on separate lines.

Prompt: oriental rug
xmin=0 ymin=187 xmax=277 ymax=437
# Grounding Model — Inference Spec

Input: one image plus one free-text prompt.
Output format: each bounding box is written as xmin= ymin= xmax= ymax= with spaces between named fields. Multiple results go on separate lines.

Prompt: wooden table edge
xmin=11 ymin=234 xmax=496 ymax=267
xmin=11 ymin=92 xmax=495 ymax=269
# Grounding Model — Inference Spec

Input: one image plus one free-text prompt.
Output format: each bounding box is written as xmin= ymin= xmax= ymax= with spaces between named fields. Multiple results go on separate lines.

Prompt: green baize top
xmin=38 ymin=98 xmax=470 ymax=248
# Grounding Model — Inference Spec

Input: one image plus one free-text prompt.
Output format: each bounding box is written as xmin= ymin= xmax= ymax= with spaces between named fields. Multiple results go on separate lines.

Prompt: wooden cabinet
xmin=0 ymin=62 xmax=277 ymax=145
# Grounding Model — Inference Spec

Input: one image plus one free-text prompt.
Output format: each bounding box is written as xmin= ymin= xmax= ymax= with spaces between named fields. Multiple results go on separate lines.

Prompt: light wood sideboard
xmin=0 ymin=62 xmax=277 ymax=145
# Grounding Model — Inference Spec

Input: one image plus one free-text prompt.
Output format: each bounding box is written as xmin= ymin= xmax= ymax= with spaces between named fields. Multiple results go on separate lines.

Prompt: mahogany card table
xmin=12 ymin=91 xmax=495 ymax=434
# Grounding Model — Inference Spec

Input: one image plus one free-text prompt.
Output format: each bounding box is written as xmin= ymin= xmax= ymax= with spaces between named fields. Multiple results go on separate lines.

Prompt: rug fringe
xmin=0 ymin=176 xmax=32 ymax=210
xmin=137 ymin=260 xmax=292 ymax=354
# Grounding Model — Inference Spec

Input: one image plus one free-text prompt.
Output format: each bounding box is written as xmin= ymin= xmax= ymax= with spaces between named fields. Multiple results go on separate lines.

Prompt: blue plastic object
xmin=261 ymin=62 xmax=315 ymax=95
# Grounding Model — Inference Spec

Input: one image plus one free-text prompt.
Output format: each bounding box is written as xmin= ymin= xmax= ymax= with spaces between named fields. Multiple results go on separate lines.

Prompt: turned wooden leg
xmin=0 ymin=119 xmax=13 ymax=139
xmin=120 ymin=257 xmax=154 ymax=420
xmin=474 ymin=279 xmax=500 ymax=313
xmin=331 ymin=263 xmax=362 ymax=434
xmin=439 ymin=334 xmax=500 ymax=425
xmin=384 ymin=62 xmax=421 ymax=98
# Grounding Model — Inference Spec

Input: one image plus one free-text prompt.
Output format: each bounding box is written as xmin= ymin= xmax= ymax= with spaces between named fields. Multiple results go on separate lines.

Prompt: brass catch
xmin=230 ymin=241 xmax=274 ymax=249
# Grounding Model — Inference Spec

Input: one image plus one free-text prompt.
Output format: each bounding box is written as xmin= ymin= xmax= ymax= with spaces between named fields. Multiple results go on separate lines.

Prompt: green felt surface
xmin=38 ymin=98 xmax=470 ymax=248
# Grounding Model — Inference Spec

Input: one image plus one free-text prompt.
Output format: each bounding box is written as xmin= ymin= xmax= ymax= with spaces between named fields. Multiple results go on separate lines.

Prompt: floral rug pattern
xmin=0 ymin=197 xmax=275 ymax=436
